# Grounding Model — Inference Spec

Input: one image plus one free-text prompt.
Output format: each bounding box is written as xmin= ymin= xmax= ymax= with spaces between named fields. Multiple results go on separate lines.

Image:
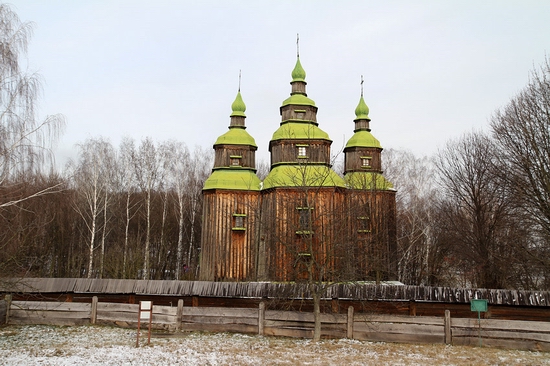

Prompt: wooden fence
xmin=4 ymin=297 xmax=549 ymax=351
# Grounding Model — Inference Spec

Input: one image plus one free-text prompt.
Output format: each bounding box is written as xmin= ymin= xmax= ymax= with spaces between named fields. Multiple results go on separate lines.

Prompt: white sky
xmin=8 ymin=0 xmax=550 ymax=166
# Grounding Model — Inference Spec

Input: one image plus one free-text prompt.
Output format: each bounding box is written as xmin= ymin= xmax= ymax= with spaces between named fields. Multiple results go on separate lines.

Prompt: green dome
xmin=345 ymin=172 xmax=394 ymax=190
xmin=355 ymin=96 xmax=370 ymax=121
xmin=263 ymin=165 xmax=346 ymax=189
xmin=230 ymin=91 xmax=246 ymax=117
xmin=345 ymin=130 xmax=381 ymax=149
xmin=281 ymin=93 xmax=316 ymax=107
xmin=215 ymin=127 xmax=257 ymax=147
xmin=271 ymin=122 xmax=330 ymax=141
xmin=291 ymin=58 xmax=306 ymax=82
xmin=203 ymin=169 xmax=261 ymax=191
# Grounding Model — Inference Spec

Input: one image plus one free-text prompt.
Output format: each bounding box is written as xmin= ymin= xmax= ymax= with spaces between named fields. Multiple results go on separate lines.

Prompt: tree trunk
xmin=143 ymin=189 xmax=151 ymax=280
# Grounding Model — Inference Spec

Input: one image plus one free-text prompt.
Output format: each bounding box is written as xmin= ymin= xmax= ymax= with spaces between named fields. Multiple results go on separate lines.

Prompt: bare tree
xmin=384 ymin=149 xmax=444 ymax=286
xmin=434 ymin=132 xmax=520 ymax=288
xmin=0 ymin=4 xmax=65 ymax=208
xmin=132 ymin=137 xmax=162 ymax=280
xmin=69 ymin=138 xmax=114 ymax=278
xmin=490 ymin=58 xmax=550 ymax=286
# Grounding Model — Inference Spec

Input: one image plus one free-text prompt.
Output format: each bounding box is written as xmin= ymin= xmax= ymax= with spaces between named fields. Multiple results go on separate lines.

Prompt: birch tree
xmin=70 ymin=138 xmax=113 ymax=278
xmin=132 ymin=137 xmax=161 ymax=279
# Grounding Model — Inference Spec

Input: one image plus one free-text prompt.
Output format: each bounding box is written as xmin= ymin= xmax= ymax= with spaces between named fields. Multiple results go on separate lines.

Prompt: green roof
xmin=345 ymin=130 xmax=381 ymax=149
xmin=263 ymin=165 xmax=346 ymax=189
xmin=271 ymin=122 xmax=330 ymax=141
xmin=230 ymin=91 xmax=246 ymax=117
xmin=355 ymin=96 xmax=370 ymax=121
xmin=203 ymin=169 xmax=261 ymax=191
xmin=291 ymin=58 xmax=306 ymax=82
xmin=281 ymin=93 xmax=316 ymax=107
xmin=345 ymin=172 xmax=394 ymax=190
xmin=215 ymin=127 xmax=257 ymax=147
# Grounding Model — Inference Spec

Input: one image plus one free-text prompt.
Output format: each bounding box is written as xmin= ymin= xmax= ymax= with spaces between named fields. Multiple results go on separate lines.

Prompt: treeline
xmin=0 ymin=138 xmax=212 ymax=280
xmin=385 ymin=60 xmax=550 ymax=290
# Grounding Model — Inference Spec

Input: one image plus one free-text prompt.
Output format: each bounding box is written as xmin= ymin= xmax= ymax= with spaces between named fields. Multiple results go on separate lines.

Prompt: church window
xmin=230 ymin=155 xmax=242 ymax=167
xmin=296 ymin=207 xmax=314 ymax=234
xmin=295 ymin=109 xmax=306 ymax=120
xmin=357 ymin=216 xmax=371 ymax=233
xmin=297 ymin=145 xmax=308 ymax=158
xmin=361 ymin=156 xmax=372 ymax=168
xmin=232 ymin=213 xmax=246 ymax=231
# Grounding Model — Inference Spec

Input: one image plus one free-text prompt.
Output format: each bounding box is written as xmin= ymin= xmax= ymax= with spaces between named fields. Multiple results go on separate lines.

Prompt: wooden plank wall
xmin=6 ymin=299 xmax=550 ymax=351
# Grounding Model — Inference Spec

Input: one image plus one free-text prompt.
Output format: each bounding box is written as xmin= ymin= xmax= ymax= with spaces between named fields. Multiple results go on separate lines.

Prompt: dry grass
xmin=0 ymin=325 xmax=548 ymax=365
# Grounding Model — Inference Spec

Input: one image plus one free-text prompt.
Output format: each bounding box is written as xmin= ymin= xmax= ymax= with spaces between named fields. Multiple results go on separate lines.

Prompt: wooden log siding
xmin=200 ymin=191 xmax=260 ymax=281
xmin=280 ymin=105 xmax=317 ymax=123
xmin=214 ymin=146 xmax=256 ymax=168
xmin=3 ymin=279 xmax=550 ymax=308
xmin=260 ymin=188 xmax=347 ymax=281
xmin=345 ymin=147 xmax=383 ymax=172
xmin=269 ymin=140 xmax=331 ymax=166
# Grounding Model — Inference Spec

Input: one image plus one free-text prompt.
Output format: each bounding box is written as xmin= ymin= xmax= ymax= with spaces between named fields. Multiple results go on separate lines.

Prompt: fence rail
xmin=4 ymin=297 xmax=549 ymax=351
xmin=3 ymin=278 xmax=549 ymax=307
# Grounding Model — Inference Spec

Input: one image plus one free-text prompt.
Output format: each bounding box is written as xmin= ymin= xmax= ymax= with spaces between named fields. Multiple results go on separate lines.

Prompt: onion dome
xmin=354 ymin=96 xmax=370 ymax=121
xmin=230 ymin=91 xmax=246 ymax=117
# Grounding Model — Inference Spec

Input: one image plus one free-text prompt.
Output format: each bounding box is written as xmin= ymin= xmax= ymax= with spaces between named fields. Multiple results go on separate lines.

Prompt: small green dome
xmin=291 ymin=58 xmax=306 ymax=82
xmin=355 ymin=96 xmax=370 ymax=121
xmin=215 ymin=127 xmax=257 ymax=147
xmin=271 ymin=122 xmax=330 ymax=141
xmin=345 ymin=130 xmax=381 ymax=149
xmin=230 ymin=91 xmax=246 ymax=117
xmin=281 ymin=93 xmax=316 ymax=107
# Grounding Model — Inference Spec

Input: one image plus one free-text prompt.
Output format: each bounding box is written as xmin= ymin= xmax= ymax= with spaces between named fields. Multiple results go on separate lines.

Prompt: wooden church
xmin=199 ymin=56 xmax=397 ymax=282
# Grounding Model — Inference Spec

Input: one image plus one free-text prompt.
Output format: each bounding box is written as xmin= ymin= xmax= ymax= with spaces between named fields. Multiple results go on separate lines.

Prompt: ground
xmin=0 ymin=325 xmax=548 ymax=365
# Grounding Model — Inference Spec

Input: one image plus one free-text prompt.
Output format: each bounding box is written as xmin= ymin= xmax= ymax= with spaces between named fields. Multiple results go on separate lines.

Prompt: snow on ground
xmin=0 ymin=325 xmax=548 ymax=365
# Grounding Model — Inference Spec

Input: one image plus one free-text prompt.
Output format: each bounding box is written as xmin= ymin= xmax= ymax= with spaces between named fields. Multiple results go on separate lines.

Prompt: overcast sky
xmin=8 ymin=0 xmax=550 ymax=166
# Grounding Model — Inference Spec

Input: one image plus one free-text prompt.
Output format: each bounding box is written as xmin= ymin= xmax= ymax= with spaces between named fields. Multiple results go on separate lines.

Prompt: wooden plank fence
xmin=3 ymin=278 xmax=549 ymax=307
xmin=5 ymin=298 xmax=550 ymax=351
xmin=0 ymin=297 xmax=8 ymax=325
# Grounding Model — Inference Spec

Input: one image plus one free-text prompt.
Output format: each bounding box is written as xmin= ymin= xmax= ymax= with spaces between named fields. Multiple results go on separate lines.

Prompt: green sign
xmin=470 ymin=299 xmax=488 ymax=312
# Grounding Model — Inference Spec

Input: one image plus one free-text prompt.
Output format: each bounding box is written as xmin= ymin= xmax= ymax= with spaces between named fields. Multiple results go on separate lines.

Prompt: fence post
xmin=177 ymin=299 xmax=184 ymax=330
xmin=409 ymin=300 xmax=416 ymax=316
xmin=444 ymin=309 xmax=452 ymax=344
xmin=91 ymin=296 xmax=98 ymax=324
xmin=5 ymin=294 xmax=12 ymax=325
xmin=258 ymin=301 xmax=265 ymax=335
xmin=347 ymin=306 xmax=354 ymax=339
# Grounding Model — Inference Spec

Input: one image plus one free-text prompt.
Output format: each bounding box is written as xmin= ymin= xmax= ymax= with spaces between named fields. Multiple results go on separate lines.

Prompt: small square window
xmin=298 ymin=146 xmax=307 ymax=157
xmin=357 ymin=216 xmax=371 ymax=233
xmin=232 ymin=213 xmax=246 ymax=231
xmin=361 ymin=157 xmax=371 ymax=167
xmin=230 ymin=155 xmax=242 ymax=167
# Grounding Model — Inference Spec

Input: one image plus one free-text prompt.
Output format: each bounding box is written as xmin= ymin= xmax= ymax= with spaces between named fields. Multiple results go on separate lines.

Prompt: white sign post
xmin=136 ymin=301 xmax=153 ymax=347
